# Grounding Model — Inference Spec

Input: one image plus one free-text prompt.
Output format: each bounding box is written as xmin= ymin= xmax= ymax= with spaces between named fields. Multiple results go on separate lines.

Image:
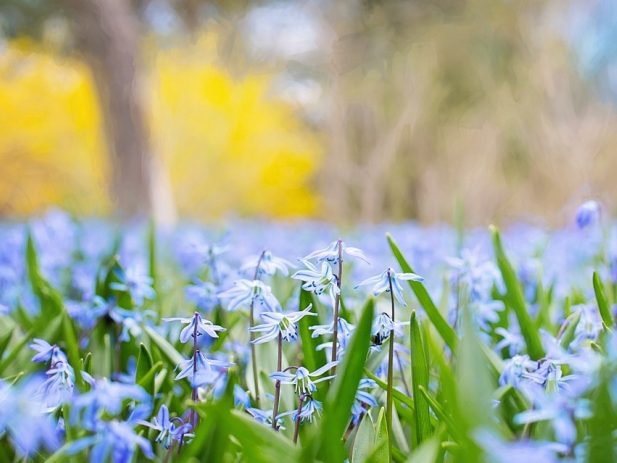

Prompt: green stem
xmin=272 ymin=332 xmax=283 ymax=430
xmin=249 ymin=251 xmax=266 ymax=407
xmin=387 ymin=270 xmax=395 ymax=463
xmin=331 ymin=240 xmax=343 ymax=374
xmin=292 ymin=394 xmax=307 ymax=443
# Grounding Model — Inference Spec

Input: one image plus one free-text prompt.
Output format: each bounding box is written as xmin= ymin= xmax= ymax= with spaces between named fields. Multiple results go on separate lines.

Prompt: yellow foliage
xmin=0 ymin=35 xmax=321 ymax=219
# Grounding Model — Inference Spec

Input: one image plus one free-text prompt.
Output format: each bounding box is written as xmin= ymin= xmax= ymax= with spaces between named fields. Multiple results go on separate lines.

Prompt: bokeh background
xmin=1 ymin=0 xmax=616 ymax=226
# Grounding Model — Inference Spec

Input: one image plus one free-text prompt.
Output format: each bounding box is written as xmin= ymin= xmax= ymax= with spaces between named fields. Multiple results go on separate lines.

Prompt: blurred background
xmin=0 ymin=0 xmax=616 ymax=226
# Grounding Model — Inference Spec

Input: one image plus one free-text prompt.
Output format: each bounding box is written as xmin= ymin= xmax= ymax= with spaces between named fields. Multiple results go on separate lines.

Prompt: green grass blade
xmin=136 ymin=343 xmax=155 ymax=395
xmin=410 ymin=312 xmax=432 ymax=445
xmin=593 ymin=272 xmax=613 ymax=328
xmin=320 ymin=298 xmax=374 ymax=462
xmin=490 ymin=226 xmax=544 ymax=359
xmin=298 ymin=287 xmax=327 ymax=373
xmin=386 ymin=233 xmax=457 ymax=350
xmin=144 ymin=326 xmax=184 ymax=367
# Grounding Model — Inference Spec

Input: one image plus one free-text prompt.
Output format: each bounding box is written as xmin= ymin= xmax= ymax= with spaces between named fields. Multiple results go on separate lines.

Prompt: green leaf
xmin=405 ymin=436 xmax=440 ymax=463
xmin=319 ymin=298 xmax=375 ymax=462
xmin=0 ymin=330 xmax=13 ymax=360
xmin=144 ymin=326 xmax=184 ymax=367
xmin=593 ymin=272 xmax=613 ymax=328
xmin=227 ymin=411 xmax=300 ymax=462
xmin=410 ymin=312 xmax=432 ymax=445
xmin=298 ymin=287 xmax=327 ymax=373
xmin=364 ymin=369 xmax=415 ymax=412
xmin=418 ymin=386 xmax=462 ymax=442
xmin=136 ymin=343 xmax=155 ymax=395
xmin=386 ymin=233 xmax=457 ymax=350
xmin=61 ymin=312 xmax=85 ymax=388
xmin=586 ymin=367 xmax=616 ymax=463
xmin=490 ymin=226 xmax=544 ymax=359
xmin=0 ymin=328 xmax=35 ymax=376
xmin=352 ymin=413 xmax=376 ymax=463
xmin=559 ymin=310 xmax=582 ymax=350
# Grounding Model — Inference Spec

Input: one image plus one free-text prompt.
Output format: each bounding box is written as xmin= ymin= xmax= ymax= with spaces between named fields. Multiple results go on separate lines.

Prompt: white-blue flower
xmin=355 ymin=268 xmax=423 ymax=306
xmin=218 ymin=280 xmax=281 ymax=312
xmin=241 ymin=250 xmax=293 ymax=277
xmin=303 ymin=240 xmax=370 ymax=265
xmin=163 ymin=313 xmax=225 ymax=344
xmin=269 ymin=362 xmax=337 ymax=395
xmin=292 ymin=260 xmax=339 ymax=304
xmin=250 ymin=305 xmax=316 ymax=344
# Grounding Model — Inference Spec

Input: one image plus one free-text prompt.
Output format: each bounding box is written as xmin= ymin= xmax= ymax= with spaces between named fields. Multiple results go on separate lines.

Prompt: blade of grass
xmin=490 ymin=226 xmax=544 ymax=359
xmin=386 ymin=234 xmax=457 ymax=350
xmin=319 ymin=298 xmax=374 ymax=462
xmin=410 ymin=312 xmax=431 ymax=445
xmin=593 ymin=272 xmax=613 ymax=328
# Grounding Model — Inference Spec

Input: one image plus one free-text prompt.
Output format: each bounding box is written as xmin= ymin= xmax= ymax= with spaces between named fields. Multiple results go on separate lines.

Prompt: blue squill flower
xmin=355 ymin=268 xmax=423 ymax=306
xmin=575 ymin=200 xmax=601 ymax=229
xmin=110 ymin=266 xmax=156 ymax=306
xmin=279 ymin=397 xmax=322 ymax=423
xmin=241 ymin=250 xmax=293 ymax=277
xmin=303 ymin=240 xmax=370 ymax=265
xmin=246 ymin=407 xmax=284 ymax=428
xmin=292 ymin=260 xmax=339 ymax=304
xmin=138 ymin=405 xmax=192 ymax=449
xmin=270 ymin=362 xmax=337 ymax=395
xmin=71 ymin=379 xmax=150 ymax=430
xmin=234 ymin=385 xmax=251 ymax=409
xmin=351 ymin=379 xmax=378 ymax=424
xmin=163 ymin=312 xmax=225 ymax=343
xmin=68 ymin=418 xmax=154 ymax=462
xmin=30 ymin=339 xmax=67 ymax=364
xmin=175 ymin=351 xmax=233 ymax=387
xmin=250 ymin=305 xmax=316 ymax=344
xmin=185 ymin=280 xmax=219 ymax=312
xmin=0 ymin=377 xmax=60 ymax=457
xmin=218 ymin=280 xmax=281 ymax=313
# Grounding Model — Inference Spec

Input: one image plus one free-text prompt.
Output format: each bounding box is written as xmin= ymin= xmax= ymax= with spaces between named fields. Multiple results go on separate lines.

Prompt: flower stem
xmin=387 ymin=270 xmax=395 ymax=462
xmin=292 ymin=394 xmax=307 ymax=444
xmin=249 ymin=251 xmax=266 ymax=407
xmin=271 ymin=332 xmax=283 ymax=430
xmin=331 ymin=240 xmax=343 ymax=374
xmin=191 ymin=315 xmax=199 ymax=428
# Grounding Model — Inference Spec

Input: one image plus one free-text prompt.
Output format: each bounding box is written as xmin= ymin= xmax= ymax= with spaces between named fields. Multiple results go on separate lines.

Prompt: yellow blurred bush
xmin=0 ymin=35 xmax=321 ymax=219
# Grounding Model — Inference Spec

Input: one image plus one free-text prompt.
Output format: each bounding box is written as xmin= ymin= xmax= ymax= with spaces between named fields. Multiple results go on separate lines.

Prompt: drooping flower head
xmin=164 ymin=312 xmax=225 ymax=344
xmin=575 ymin=200 xmax=601 ymax=229
xmin=270 ymin=362 xmax=337 ymax=395
xmin=355 ymin=268 xmax=423 ymax=306
xmin=218 ymin=280 xmax=281 ymax=313
xmin=303 ymin=240 xmax=369 ymax=265
xmin=250 ymin=305 xmax=316 ymax=344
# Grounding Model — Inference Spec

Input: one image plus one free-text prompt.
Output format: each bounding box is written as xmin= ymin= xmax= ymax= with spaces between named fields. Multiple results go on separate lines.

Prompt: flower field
xmin=0 ymin=204 xmax=615 ymax=462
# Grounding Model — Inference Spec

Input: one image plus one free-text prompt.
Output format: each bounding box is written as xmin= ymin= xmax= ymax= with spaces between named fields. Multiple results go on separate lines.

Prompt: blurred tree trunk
xmin=62 ymin=0 xmax=175 ymax=223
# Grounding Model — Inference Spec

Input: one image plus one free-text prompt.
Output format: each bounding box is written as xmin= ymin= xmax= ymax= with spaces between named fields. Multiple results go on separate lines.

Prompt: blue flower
xmin=110 ymin=266 xmax=156 ymax=306
xmin=250 ymin=305 xmax=316 ymax=344
xmin=246 ymin=407 xmax=284 ymax=428
xmin=355 ymin=268 xmax=423 ymax=306
xmin=241 ymin=250 xmax=293 ymax=277
xmin=71 ymin=379 xmax=150 ymax=430
xmin=30 ymin=338 xmax=67 ymax=364
xmin=0 ymin=377 xmax=60 ymax=456
xmin=218 ymin=280 xmax=281 ymax=312
xmin=185 ymin=279 xmax=219 ymax=312
xmin=234 ymin=385 xmax=252 ymax=409
xmin=175 ymin=350 xmax=233 ymax=387
xmin=164 ymin=312 xmax=225 ymax=343
xmin=303 ymin=240 xmax=370 ymax=265
xmin=270 ymin=362 xmax=337 ymax=395
xmin=351 ymin=379 xmax=378 ymax=424
xmin=69 ymin=418 xmax=154 ymax=463
xmin=138 ymin=405 xmax=192 ymax=449
xmin=292 ymin=260 xmax=339 ymax=304
xmin=575 ymin=200 xmax=601 ymax=229
xmin=279 ymin=397 xmax=323 ymax=423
